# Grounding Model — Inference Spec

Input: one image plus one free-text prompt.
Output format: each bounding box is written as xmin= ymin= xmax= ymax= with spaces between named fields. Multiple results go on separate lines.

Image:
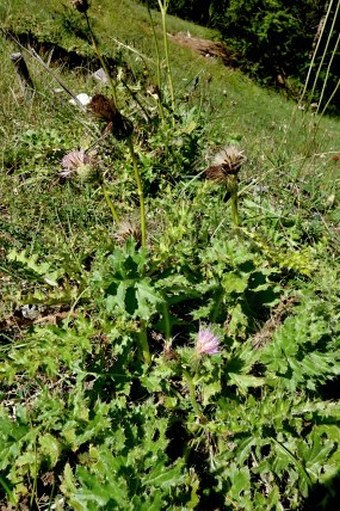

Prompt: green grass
xmin=0 ymin=1 xmax=339 ymax=509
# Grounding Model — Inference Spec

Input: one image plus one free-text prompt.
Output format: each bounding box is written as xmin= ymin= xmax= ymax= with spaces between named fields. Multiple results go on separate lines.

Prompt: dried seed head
xmin=89 ymin=94 xmax=118 ymax=122
xmin=71 ymin=0 xmax=89 ymax=13
xmin=213 ymin=145 xmax=246 ymax=174
xmin=88 ymin=94 xmax=133 ymax=141
xmin=205 ymin=145 xmax=246 ymax=183
xmin=60 ymin=149 xmax=97 ymax=181
xmin=204 ymin=164 xmax=228 ymax=184
xmin=115 ymin=219 xmax=142 ymax=246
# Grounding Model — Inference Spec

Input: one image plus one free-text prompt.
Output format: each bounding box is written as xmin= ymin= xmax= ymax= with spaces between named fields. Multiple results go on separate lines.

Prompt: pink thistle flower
xmin=196 ymin=326 xmax=220 ymax=356
xmin=61 ymin=149 xmax=89 ymax=175
xmin=60 ymin=149 xmax=96 ymax=181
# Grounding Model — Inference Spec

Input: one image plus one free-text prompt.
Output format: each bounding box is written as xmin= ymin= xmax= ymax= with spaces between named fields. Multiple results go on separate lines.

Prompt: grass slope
xmin=0 ymin=1 xmax=339 ymax=510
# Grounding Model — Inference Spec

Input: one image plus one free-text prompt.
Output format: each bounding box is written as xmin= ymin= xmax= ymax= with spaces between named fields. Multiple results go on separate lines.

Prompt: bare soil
xmin=168 ymin=32 xmax=236 ymax=67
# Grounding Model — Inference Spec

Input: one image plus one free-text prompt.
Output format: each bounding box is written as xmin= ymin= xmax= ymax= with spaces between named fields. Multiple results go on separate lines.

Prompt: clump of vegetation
xmin=0 ymin=0 xmax=339 ymax=510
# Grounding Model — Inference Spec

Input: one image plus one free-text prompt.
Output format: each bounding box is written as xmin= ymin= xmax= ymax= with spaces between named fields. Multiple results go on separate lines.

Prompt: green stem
xmin=147 ymin=4 xmax=165 ymax=122
xmin=316 ymin=31 xmax=340 ymax=115
xmin=147 ymin=4 xmax=162 ymax=92
xmin=158 ymin=1 xmax=175 ymax=122
xmin=127 ymin=137 xmax=147 ymax=249
xmin=310 ymin=0 xmax=339 ymax=104
xmin=182 ymin=369 xmax=204 ymax=418
xmin=211 ymin=287 xmax=224 ymax=323
xmin=30 ymin=436 xmax=38 ymax=509
xmin=231 ymin=192 xmax=240 ymax=227
xmin=101 ymin=184 xmax=120 ymax=224
xmin=230 ymin=176 xmax=240 ymax=227
xmin=138 ymin=320 xmax=151 ymax=365
xmin=272 ymin=437 xmax=312 ymax=487
xmin=85 ymin=12 xmax=118 ymax=105
xmin=162 ymin=301 xmax=171 ymax=343
xmin=299 ymin=0 xmax=333 ymax=106
xmin=121 ymin=77 xmax=151 ymax=121
xmin=319 ymin=78 xmax=340 ymax=117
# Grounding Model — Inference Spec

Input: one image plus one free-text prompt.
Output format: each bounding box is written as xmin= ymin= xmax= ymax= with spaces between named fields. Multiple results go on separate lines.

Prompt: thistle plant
xmin=182 ymin=325 xmax=221 ymax=419
xmin=205 ymin=145 xmax=246 ymax=226
xmin=88 ymin=93 xmax=147 ymax=247
xmin=70 ymin=1 xmax=147 ymax=249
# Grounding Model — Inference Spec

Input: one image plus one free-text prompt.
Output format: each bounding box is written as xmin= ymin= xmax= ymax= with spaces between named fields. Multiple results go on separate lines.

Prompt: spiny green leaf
xmin=142 ymin=460 xmax=185 ymax=488
xmin=39 ymin=433 xmax=60 ymax=467
xmin=135 ymin=281 xmax=163 ymax=320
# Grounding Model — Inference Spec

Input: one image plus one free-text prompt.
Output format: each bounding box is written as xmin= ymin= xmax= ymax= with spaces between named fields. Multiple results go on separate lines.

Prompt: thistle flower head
xmin=88 ymin=94 xmax=118 ymax=122
xmin=196 ymin=326 xmax=220 ymax=356
xmin=71 ymin=0 xmax=89 ymax=13
xmin=60 ymin=149 xmax=96 ymax=181
xmin=213 ymin=145 xmax=246 ymax=173
xmin=114 ymin=219 xmax=142 ymax=246
xmin=88 ymin=94 xmax=133 ymax=141
xmin=205 ymin=145 xmax=246 ymax=183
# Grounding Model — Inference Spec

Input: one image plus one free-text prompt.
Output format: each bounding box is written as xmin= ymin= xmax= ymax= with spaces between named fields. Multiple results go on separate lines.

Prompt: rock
xmin=91 ymin=68 xmax=108 ymax=84
xmin=69 ymin=93 xmax=92 ymax=106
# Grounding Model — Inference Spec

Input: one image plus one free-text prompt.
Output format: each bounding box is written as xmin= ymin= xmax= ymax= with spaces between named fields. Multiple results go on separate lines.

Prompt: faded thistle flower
xmin=114 ymin=219 xmax=142 ymax=247
xmin=88 ymin=94 xmax=133 ymax=141
xmin=60 ymin=149 xmax=96 ymax=181
xmin=205 ymin=145 xmax=246 ymax=184
xmin=196 ymin=326 xmax=220 ymax=356
xmin=71 ymin=0 xmax=89 ymax=13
